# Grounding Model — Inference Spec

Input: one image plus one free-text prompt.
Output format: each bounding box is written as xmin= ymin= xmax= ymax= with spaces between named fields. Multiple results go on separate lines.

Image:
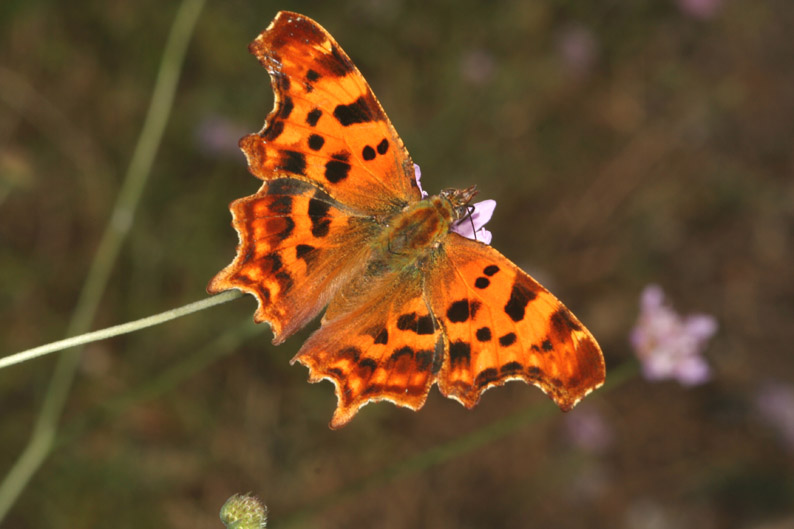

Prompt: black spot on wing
xmin=415 ymin=350 xmax=434 ymax=372
xmin=306 ymin=108 xmax=322 ymax=127
xmin=296 ymin=244 xmax=315 ymax=260
xmin=377 ymin=138 xmax=389 ymax=154
xmin=475 ymin=368 xmax=500 ymax=387
xmin=542 ymin=339 xmax=553 ymax=352
xmin=476 ymin=327 xmax=492 ymax=342
xmin=417 ymin=315 xmax=435 ymax=335
xmin=449 ymin=341 xmax=471 ymax=367
xmin=306 ymin=69 xmax=321 ymax=82
xmin=333 ymin=95 xmax=380 ymax=126
xmin=278 ymin=97 xmax=294 ymax=119
xmin=268 ymin=196 xmax=292 ymax=215
xmin=374 ymin=328 xmax=389 ymax=345
xmin=357 ymin=357 xmax=377 ymax=373
xmin=396 ymin=312 xmax=417 ymax=331
xmin=483 ymin=265 xmax=500 ymax=276
xmin=504 ymin=281 xmax=537 ymax=322
xmin=317 ymin=45 xmax=355 ymax=77
xmin=362 ymin=145 xmax=376 ymax=160
xmin=446 ymin=299 xmax=481 ymax=323
xmin=308 ymin=197 xmax=332 ymax=238
xmin=274 ymin=216 xmax=295 ymax=241
xmin=474 ymin=277 xmax=490 ymax=289
xmin=498 ymin=332 xmax=517 ymax=347
xmin=278 ymin=150 xmax=307 ymax=176
xmin=325 ymin=151 xmax=351 ymax=184
xmin=390 ymin=346 xmax=413 ymax=362
xmin=261 ymin=120 xmax=284 ymax=141
xmin=551 ymin=307 xmax=583 ymax=334
xmin=500 ymin=361 xmax=523 ymax=374
xmin=308 ymin=134 xmax=325 ymax=151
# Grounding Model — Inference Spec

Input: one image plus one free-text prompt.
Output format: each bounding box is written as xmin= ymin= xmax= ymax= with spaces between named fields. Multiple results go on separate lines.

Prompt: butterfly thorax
xmin=374 ymin=185 xmax=478 ymax=268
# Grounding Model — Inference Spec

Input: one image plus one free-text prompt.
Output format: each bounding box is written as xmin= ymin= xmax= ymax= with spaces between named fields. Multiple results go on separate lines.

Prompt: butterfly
xmin=208 ymin=11 xmax=606 ymax=428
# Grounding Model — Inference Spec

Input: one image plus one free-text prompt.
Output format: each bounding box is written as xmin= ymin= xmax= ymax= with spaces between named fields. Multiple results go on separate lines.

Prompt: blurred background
xmin=1 ymin=0 xmax=793 ymax=527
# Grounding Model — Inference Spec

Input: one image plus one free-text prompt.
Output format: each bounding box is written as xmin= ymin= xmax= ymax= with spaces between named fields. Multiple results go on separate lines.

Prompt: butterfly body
xmin=209 ymin=12 xmax=606 ymax=428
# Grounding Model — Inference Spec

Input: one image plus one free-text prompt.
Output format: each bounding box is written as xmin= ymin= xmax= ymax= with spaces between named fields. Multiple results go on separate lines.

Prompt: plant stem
xmin=0 ymin=291 xmax=242 ymax=371
xmin=0 ymin=0 xmax=207 ymax=520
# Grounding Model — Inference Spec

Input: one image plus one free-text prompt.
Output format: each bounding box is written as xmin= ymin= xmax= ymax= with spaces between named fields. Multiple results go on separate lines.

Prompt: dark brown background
xmin=1 ymin=0 xmax=792 ymax=527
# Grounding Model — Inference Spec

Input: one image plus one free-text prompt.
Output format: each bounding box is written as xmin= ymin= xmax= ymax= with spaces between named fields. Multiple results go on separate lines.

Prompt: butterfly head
xmin=439 ymin=185 xmax=479 ymax=223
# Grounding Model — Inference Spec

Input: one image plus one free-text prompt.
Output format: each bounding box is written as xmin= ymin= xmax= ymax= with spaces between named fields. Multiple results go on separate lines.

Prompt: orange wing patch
xmin=292 ymin=273 xmax=441 ymax=428
xmin=208 ymin=178 xmax=376 ymax=343
xmin=240 ymin=11 xmax=420 ymax=214
xmin=428 ymin=235 xmax=605 ymax=411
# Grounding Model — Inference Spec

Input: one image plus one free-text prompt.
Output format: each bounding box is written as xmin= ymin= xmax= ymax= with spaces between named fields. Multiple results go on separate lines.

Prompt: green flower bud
xmin=219 ymin=493 xmax=268 ymax=529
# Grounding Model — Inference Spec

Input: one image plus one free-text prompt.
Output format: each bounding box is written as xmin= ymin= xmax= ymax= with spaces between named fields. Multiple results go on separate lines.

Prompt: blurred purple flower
xmin=564 ymin=406 xmax=614 ymax=455
xmin=414 ymin=164 xmax=496 ymax=245
xmin=630 ymin=285 xmax=717 ymax=386
xmin=196 ymin=114 xmax=248 ymax=159
xmin=676 ymin=0 xmax=723 ymax=20
xmin=756 ymin=382 xmax=794 ymax=451
xmin=459 ymin=48 xmax=496 ymax=86
xmin=556 ymin=24 xmax=598 ymax=78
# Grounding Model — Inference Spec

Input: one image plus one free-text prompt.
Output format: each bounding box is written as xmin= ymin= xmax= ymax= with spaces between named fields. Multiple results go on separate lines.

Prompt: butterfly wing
xmin=240 ymin=11 xmax=421 ymax=213
xmin=426 ymin=234 xmax=606 ymax=411
xmin=208 ymin=178 xmax=378 ymax=343
xmin=291 ymin=269 xmax=441 ymax=429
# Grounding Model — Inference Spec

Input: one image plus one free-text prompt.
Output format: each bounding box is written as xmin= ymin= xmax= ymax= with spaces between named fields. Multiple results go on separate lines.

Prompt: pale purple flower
xmin=451 ymin=199 xmax=495 ymax=244
xmin=756 ymin=382 xmax=794 ymax=452
xmin=676 ymin=0 xmax=723 ymax=20
xmin=556 ymin=24 xmax=598 ymax=78
xmin=630 ymin=285 xmax=717 ymax=386
xmin=563 ymin=406 xmax=614 ymax=455
xmin=414 ymin=164 xmax=496 ymax=244
xmin=459 ymin=48 xmax=496 ymax=86
xmin=196 ymin=114 xmax=249 ymax=159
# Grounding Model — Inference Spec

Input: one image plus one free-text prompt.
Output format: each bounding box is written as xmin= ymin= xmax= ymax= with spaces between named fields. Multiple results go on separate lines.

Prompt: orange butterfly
xmin=208 ymin=11 xmax=606 ymax=428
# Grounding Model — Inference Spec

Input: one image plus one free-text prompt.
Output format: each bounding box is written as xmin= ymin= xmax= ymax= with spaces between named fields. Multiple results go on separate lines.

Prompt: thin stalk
xmin=0 ymin=291 xmax=241 ymax=371
xmin=0 ymin=0 xmax=207 ymax=520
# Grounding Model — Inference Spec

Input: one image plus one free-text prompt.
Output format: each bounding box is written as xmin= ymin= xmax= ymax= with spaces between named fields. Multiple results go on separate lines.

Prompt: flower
xmin=451 ymin=199 xmax=496 ymax=244
xmin=675 ymin=0 xmax=723 ymax=20
xmin=756 ymin=382 xmax=794 ymax=452
xmin=414 ymin=164 xmax=427 ymax=198
xmin=196 ymin=114 xmax=249 ymax=159
xmin=563 ymin=406 xmax=614 ymax=455
xmin=556 ymin=24 xmax=598 ymax=79
xmin=414 ymin=164 xmax=496 ymax=244
xmin=630 ymin=285 xmax=717 ymax=386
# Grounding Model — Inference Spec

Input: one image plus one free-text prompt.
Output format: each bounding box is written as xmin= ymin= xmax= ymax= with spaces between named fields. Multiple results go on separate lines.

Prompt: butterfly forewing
xmin=240 ymin=11 xmax=421 ymax=214
xmin=427 ymin=234 xmax=606 ymax=410
xmin=208 ymin=178 xmax=377 ymax=343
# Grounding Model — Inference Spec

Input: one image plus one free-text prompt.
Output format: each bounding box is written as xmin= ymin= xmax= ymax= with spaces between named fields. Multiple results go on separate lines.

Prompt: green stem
xmin=0 ymin=291 xmax=241 ymax=371
xmin=0 ymin=0 xmax=207 ymax=520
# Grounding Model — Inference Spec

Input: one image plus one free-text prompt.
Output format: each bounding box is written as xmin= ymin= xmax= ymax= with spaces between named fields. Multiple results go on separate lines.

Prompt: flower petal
xmin=413 ymin=164 xmax=427 ymax=198
xmin=451 ymin=199 xmax=496 ymax=244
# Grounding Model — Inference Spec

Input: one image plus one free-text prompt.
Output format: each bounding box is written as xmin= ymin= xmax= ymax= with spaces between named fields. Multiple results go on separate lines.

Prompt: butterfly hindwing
xmin=292 ymin=270 xmax=441 ymax=428
xmin=208 ymin=178 xmax=377 ymax=343
xmin=239 ymin=11 xmax=421 ymax=214
xmin=427 ymin=234 xmax=606 ymax=411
